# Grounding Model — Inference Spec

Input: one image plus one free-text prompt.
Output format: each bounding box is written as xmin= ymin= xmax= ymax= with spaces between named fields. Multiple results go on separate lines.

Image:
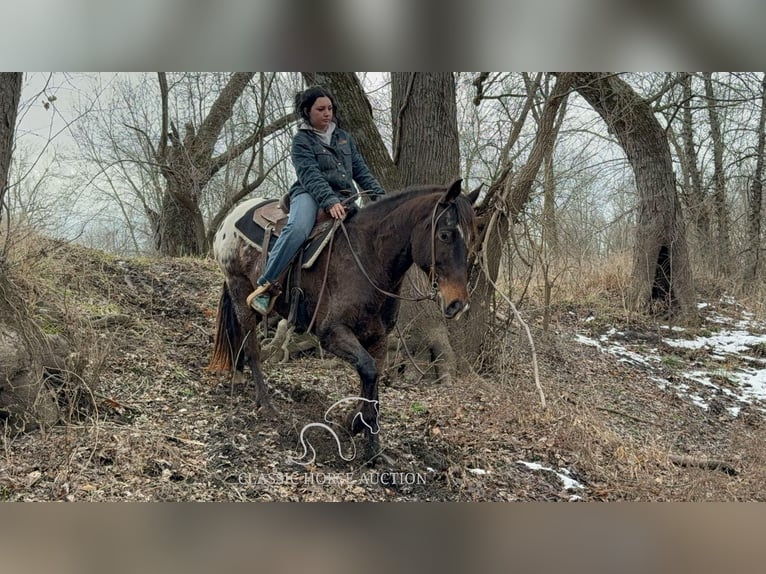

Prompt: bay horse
xmin=209 ymin=179 xmax=479 ymax=463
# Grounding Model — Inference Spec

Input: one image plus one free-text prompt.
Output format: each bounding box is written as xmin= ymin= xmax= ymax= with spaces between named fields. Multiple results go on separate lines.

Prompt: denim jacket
xmin=288 ymin=125 xmax=385 ymax=210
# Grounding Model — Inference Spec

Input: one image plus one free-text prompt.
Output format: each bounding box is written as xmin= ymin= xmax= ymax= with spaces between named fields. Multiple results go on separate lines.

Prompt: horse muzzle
xmin=444 ymin=299 xmax=469 ymax=319
xmin=437 ymin=282 xmax=470 ymax=320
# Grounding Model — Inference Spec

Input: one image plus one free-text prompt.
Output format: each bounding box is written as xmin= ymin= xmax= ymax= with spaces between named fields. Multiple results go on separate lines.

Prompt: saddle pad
xmin=233 ymin=203 xmax=268 ymax=251
xmin=233 ymin=203 xmax=337 ymax=269
xmin=301 ymin=221 xmax=336 ymax=269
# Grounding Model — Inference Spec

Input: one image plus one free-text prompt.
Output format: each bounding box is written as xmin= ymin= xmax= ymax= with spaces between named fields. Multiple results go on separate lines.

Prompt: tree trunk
xmin=568 ymin=73 xmax=696 ymax=320
xmin=391 ymin=73 xmax=460 ymax=184
xmin=746 ymin=73 xmax=766 ymax=284
xmin=703 ymin=73 xmax=731 ymax=274
xmin=390 ymin=73 xmax=466 ymax=382
xmin=499 ymin=74 xmax=570 ymax=334
xmin=0 ymin=73 xmax=21 ymax=216
xmin=154 ymin=72 xmax=254 ymax=256
xmin=0 ymin=73 xmax=62 ymax=429
xmin=678 ymin=73 xmax=712 ymax=263
xmin=155 ymin=185 xmax=207 ymax=256
xmin=541 ymin=143 xmax=557 ymax=332
xmin=469 ymin=73 xmax=543 ymax=369
xmin=505 ymin=74 xmax=572 ymax=220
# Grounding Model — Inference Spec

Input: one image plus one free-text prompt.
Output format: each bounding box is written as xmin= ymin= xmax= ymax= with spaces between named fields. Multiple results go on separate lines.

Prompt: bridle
xmin=341 ymin=194 xmax=456 ymax=303
xmin=306 ymin=193 xmax=459 ymax=333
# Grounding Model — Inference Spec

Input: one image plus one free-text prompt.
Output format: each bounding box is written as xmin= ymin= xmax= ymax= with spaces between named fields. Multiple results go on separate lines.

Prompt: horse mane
xmin=353 ymin=184 xmax=477 ymax=245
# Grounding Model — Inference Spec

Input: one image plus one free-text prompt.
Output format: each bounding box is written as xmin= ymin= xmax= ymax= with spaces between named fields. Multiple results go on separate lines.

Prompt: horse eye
xmin=438 ymin=230 xmax=454 ymax=243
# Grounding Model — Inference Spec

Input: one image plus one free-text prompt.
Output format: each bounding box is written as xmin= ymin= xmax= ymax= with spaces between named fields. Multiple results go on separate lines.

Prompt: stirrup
xmin=247 ymin=283 xmax=276 ymax=315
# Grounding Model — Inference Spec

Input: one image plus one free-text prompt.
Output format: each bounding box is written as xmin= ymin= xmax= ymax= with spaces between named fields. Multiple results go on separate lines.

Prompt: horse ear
xmin=441 ymin=178 xmax=463 ymax=204
xmin=467 ymin=184 xmax=483 ymax=205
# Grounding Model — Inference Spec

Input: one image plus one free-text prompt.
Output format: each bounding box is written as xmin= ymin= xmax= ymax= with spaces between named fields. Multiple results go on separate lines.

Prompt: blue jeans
xmin=258 ymin=192 xmax=318 ymax=286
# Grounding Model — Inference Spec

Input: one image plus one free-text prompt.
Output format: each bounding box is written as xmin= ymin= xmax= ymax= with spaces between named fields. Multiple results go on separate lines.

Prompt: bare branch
xmin=157 ymin=72 xmax=169 ymax=162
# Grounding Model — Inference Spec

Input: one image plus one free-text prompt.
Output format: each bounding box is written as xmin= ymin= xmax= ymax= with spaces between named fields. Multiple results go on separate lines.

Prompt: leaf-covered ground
xmin=2 ymin=241 xmax=765 ymax=501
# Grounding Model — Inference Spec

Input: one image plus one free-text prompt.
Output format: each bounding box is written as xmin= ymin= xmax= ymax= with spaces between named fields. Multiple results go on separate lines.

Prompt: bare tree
xmin=389 ymin=73 xmax=463 ymax=381
xmin=677 ymin=73 xmax=712 ymax=262
xmin=476 ymin=73 xmax=570 ymax=306
xmin=745 ymin=73 xmax=766 ymax=283
xmin=151 ymin=73 xmax=253 ymax=254
xmin=463 ymin=73 xmax=570 ymax=368
xmin=70 ymin=73 xmax=296 ymax=256
xmin=0 ymin=73 xmax=62 ymax=428
xmin=567 ymin=73 xmax=696 ymax=320
xmin=154 ymin=72 xmax=297 ymax=255
xmin=503 ymin=74 xmax=572 ymax=220
xmin=703 ymin=73 xmax=732 ymax=273
xmin=0 ymin=73 xmax=21 ymax=216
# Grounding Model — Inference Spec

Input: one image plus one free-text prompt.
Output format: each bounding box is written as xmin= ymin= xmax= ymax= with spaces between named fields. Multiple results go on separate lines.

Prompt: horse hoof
xmin=346 ymin=410 xmax=378 ymax=436
xmin=347 ymin=412 xmax=363 ymax=435
xmin=258 ymin=403 xmax=279 ymax=419
xmin=367 ymin=450 xmax=394 ymax=467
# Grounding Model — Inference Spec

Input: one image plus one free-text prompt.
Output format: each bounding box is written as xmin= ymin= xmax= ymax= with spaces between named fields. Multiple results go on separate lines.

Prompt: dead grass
xmin=507 ymin=251 xmax=637 ymax=325
xmin=1 ymin=232 xmax=765 ymax=501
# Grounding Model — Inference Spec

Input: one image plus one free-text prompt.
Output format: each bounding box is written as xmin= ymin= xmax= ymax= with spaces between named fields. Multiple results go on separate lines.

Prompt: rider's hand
xmin=328 ymin=202 xmax=346 ymax=220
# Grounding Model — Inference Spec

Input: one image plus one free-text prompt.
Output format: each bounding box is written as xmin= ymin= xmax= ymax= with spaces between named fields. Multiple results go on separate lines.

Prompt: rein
xmin=306 ymin=219 xmax=340 ymax=333
xmin=306 ymin=192 xmax=451 ymax=332
xmin=338 ymin=221 xmax=435 ymax=302
xmin=339 ymin=196 xmax=451 ymax=303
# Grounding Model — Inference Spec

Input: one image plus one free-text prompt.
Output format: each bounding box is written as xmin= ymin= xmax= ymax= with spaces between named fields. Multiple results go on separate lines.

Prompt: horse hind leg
xmin=227 ymin=276 xmax=277 ymax=416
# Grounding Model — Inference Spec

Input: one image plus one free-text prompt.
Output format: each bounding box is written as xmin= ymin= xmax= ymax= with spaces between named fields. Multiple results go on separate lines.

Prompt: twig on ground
xmin=479 ymin=238 xmax=545 ymax=408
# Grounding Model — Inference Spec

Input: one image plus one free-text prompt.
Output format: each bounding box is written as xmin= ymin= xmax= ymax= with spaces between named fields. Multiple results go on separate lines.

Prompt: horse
xmin=208 ymin=179 xmax=479 ymax=463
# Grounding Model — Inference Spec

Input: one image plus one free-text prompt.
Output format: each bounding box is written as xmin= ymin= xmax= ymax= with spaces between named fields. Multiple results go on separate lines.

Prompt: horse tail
xmin=207 ymin=282 xmax=241 ymax=372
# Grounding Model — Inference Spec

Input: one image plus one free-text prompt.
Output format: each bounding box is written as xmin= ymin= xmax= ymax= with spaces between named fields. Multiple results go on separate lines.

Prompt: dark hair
xmin=294 ymin=86 xmax=338 ymax=124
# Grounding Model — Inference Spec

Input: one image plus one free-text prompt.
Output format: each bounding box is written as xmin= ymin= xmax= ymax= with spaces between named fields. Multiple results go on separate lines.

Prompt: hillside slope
xmin=1 ymin=241 xmax=765 ymax=501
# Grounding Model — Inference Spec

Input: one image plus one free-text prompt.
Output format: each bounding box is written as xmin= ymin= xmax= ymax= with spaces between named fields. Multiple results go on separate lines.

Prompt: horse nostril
xmin=444 ymin=300 xmax=463 ymax=318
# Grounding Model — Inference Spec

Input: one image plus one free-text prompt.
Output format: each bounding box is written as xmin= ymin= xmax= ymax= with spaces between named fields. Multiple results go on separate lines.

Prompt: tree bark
xmin=0 ymin=72 xmax=22 ymax=218
xmin=541 ymin=139 xmax=557 ymax=332
xmin=0 ymin=73 xmax=62 ymax=428
xmin=745 ymin=73 xmax=766 ymax=284
xmin=390 ymin=73 xmax=465 ymax=382
xmin=567 ymin=73 xmax=696 ymax=320
xmin=703 ymin=73 xmax=731 ymax=274
xmin=391 ymin=73 xmax=460 ymax=185
xmin=155 ymin=188 xmax=208 ymax=256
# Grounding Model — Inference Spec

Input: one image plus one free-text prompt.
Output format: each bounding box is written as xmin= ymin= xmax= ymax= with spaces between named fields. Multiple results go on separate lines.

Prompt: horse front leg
xmin=319 ymin=326 xmax=382 ymax=463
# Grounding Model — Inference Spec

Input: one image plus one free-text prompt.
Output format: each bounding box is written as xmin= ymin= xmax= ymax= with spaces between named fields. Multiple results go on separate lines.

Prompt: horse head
xmin=413 ymin=179 xmax=479 ymax=320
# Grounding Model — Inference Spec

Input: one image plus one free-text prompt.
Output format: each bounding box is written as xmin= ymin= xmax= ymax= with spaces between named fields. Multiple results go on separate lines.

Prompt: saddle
xmin=233 ymin=198 xmax=338 ymax=270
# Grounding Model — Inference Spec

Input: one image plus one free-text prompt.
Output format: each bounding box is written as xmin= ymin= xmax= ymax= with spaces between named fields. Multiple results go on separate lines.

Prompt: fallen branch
xmin=478 ymin=228 xmax=545 ymax=409
xmin=669 ymin=454 xmax=738 ymax=476
xmin=394 ymin=321 xmax=428 ymax=377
